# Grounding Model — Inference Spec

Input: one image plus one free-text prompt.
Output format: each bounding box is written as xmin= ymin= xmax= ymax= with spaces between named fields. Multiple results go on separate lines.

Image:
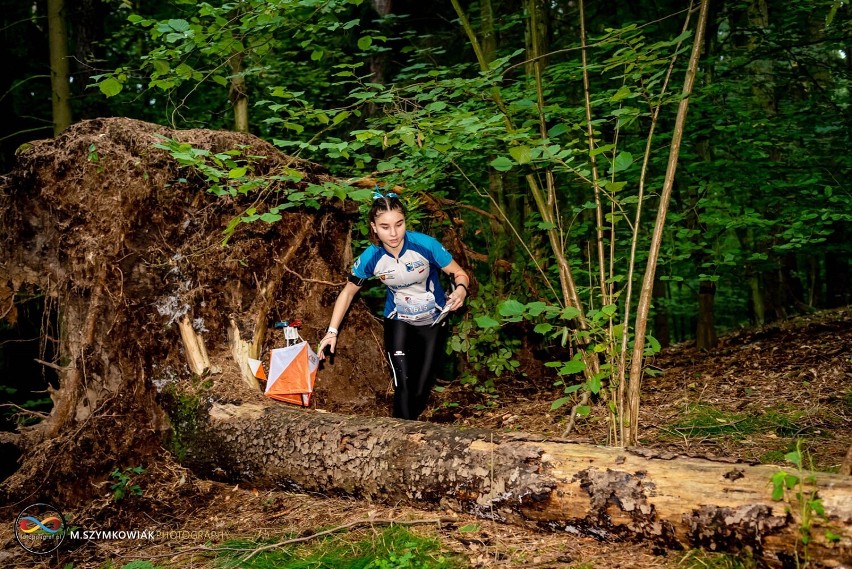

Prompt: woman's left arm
xmin=441 ymin=260 xmax=470 ymax=311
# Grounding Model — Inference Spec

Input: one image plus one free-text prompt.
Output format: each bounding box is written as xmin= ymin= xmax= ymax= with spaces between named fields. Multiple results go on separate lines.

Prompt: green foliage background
xmin=1 ymin=0 xmax=849 ymax=395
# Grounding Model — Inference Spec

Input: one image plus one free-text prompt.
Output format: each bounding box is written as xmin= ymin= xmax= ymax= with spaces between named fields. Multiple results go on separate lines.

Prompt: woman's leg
xmin=407 ymin=322 xmax=446 ymax=419
xmin=383 ymin=319 xmax=446 ymax=420
xmin=383 ymin=318 xmax=413 ymax=419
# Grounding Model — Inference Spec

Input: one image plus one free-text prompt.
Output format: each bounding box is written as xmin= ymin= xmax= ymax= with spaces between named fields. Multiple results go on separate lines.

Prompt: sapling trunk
xmin=627 ymin=0 xmax=711 ymax=445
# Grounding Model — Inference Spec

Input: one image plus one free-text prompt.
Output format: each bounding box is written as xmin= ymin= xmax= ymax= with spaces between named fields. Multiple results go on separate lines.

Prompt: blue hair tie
xmin=372 ymin=189 xmax=399 ymax=200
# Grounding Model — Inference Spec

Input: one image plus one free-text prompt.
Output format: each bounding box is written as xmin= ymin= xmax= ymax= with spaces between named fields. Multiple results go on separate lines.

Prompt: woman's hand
xmin=447 ymin=286 xmax=467 ymax=311
xmin=318 ymin=332 xmax=337 ymax=360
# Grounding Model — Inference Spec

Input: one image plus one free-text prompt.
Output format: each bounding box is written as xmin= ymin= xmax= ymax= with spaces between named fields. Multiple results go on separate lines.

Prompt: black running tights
xmin=383 ymin=318 xmax=445 ymax=420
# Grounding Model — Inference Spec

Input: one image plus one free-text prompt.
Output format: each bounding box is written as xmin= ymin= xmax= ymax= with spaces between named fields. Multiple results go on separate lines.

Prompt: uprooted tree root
xmin=0 ymin=117 xmax=400 ymax=513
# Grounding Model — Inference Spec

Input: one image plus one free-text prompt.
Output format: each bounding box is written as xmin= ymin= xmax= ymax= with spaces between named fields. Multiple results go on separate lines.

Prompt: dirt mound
xmin=0 ymin=117 xmax=389 ymax=508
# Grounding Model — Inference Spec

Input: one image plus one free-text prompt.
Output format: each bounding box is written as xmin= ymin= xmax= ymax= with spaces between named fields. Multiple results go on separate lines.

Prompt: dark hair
xmin=368 ymin=194 xmax=406 ymax=244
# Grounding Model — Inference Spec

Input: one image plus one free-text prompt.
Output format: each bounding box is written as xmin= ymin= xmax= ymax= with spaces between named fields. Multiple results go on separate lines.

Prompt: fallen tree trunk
xmin=183 ymin=402 xmax=851 ymax=567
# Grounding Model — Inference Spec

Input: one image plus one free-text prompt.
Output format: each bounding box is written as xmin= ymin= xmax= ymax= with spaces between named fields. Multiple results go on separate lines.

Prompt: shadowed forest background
xmin=0 ymin=0 xmax=850 ymax=567
xmin=2 ymin=0 xmax=849 ymax=434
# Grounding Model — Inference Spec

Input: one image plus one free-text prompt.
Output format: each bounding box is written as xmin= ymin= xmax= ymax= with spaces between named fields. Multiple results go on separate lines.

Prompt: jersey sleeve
xmin=351 ymin=246 xmax=378 ymax=280
xmin=426 ymin=235 xmax=453 ymax=268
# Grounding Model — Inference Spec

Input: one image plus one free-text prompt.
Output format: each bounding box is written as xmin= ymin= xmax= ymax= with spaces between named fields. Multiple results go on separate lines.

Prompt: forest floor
xmin=4 ymin=307 xmax=851 ymax=569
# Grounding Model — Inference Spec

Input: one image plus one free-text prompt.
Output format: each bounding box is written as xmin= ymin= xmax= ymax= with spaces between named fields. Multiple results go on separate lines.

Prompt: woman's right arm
xmin=317 ymin=281 xmax=362 ymax=359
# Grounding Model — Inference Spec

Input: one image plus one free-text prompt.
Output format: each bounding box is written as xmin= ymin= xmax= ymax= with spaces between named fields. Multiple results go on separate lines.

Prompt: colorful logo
xmin=14 ymin=502 xmax=67 ymax=554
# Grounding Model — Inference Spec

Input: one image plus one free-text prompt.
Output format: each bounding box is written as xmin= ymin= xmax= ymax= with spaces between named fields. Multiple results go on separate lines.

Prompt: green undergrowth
xmin=664 ymin=403 xmax=806 ymax=440
xmin=678 ymin=549 xmax=758 ymax=569
xmin=214 ymin=524 xmax=464 ymax=569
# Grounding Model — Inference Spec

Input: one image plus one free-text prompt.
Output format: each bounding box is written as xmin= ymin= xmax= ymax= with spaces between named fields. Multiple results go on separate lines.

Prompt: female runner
xmin=318 ymin=192 xmax=470 ymax=420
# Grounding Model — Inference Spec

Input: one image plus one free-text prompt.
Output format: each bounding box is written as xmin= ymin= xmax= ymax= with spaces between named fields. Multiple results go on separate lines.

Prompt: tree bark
xmin=696 ymin=281 xmax=718 ymax=350
xmin=48 ymin=0 xmax=73 ymax=134
xmin=628 ymin=0 xmax=711 ymax=444
xmin=228 ymin=50 xmax=249 ymax=133
xmin=183 ymin=403 xmax=852 ymax=566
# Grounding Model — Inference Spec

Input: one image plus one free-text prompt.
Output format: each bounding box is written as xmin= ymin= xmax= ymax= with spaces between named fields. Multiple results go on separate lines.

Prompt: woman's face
xmin=371 ymin=209 xmax=406 ymax=251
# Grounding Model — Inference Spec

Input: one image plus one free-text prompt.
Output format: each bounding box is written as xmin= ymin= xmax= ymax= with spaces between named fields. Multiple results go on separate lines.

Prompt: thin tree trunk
xmin=451 ymin=0 xmax=591 ymax=339
xmin=369 ymin=0 xmax=392 ymax=85
xmin=691 ymin=4 xmax=719 ymax=350
xmin=48 ymin=0 xmax=73 ymax=135
xmin=825 ymin=227 xmax=850 ymax=307
xmin=228 ymin=50 xmax=249 ymax=133
xmin=578 ymin=0 xmax=609 ymax=310
xmin=696 ymin=281 xmax=717 ymax=349
xmin=616 ymin=2 xmax=698 ymax=445
xmin=652 ymin=275 xmax=670 ymax=349
xmin=628 ymin=0 xmax=711 ymax=445
xmin=68 ymin=0 xmax=106 ymax=119
xmin=481 ymin=0 xmax=512 ymax=287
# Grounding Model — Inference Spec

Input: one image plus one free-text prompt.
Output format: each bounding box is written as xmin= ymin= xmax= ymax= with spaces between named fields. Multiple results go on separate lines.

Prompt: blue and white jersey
xmin=351 ymin=231 xmax=453 ymax=325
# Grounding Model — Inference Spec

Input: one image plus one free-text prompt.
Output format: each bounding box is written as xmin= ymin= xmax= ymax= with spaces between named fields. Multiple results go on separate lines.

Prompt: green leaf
xmin=99 ymin=77 xmax=123 ymax=97
xmin=551 ymin=396 xmax=571 ymax=411
xmin=533 ymin=323 xmax=553 ymax=334
xmin=645 ymin=335 xmax=662 ymax=354
xmin=575 ymin=405 xmax=591 ymax=417
xmin=604 ymin=180 xmax=627 ymax=192
xmin=475 ymin=316 xmax=499 ymax=329
xmin=784 ymin=450 xmax=803 ymax=469
xmin=260 ymin=212 xmax=282 ymax=223
xmin=785 ymin=474 xmax=800 ymax=490
xmin=490 ymin=156 xmax=514 ymax=172
xmin=311 ymin=50 xmax=323 ymax=61
xmin=547 ymin=123 xmax=569 ymax=138
xmin=151 ymin=60 xmax=170 ymax=75
xmin=612 ymin=151 xmax=633 ymax=173
xmin=525 ymin=302 xmax=549 ymax=317
xmin=560 ymin=360 xmax=586 ymax=375
xmin=770 ymin=471 xmax=787 ymax=501
xmin=222 ymin=216 xmax=241 ymax=238
xmin=587 ymin=375 xmax=601 ymax=394
xmin=509 ymin=145 xmax=532 ymax=165
xmin=610 ymin=86 xmax=633 ymax=102
xmin=283 ymin=121 xmax=304 ymax=133
xmin=228 ymin=167 xmax=248 ymax=179
xmin=332 ymin=111 xmax=351 ymax=125
xmin=459 ymin=524 xmax=480 ymax=533
xmin=498 ymin=299 xmax=525 ymax=317
xmin=167 ymin=19 xmax=190 ymax=32
xmin=357 ymin=36 xmax=373 ymax=50
xmin=560 ymin=306 xmax=581 ymax=320
xmin=590 ymin=143 xmax=615 ymax=157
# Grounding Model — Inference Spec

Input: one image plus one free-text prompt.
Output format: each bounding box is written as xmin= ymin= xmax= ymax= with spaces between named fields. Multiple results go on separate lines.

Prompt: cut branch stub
xmin=178 ymin=314 xmax=211 ymax=376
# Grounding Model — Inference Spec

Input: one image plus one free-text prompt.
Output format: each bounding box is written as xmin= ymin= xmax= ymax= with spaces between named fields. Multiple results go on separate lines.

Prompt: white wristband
xmin=326 ymin=327 xmax=339 ymax=335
